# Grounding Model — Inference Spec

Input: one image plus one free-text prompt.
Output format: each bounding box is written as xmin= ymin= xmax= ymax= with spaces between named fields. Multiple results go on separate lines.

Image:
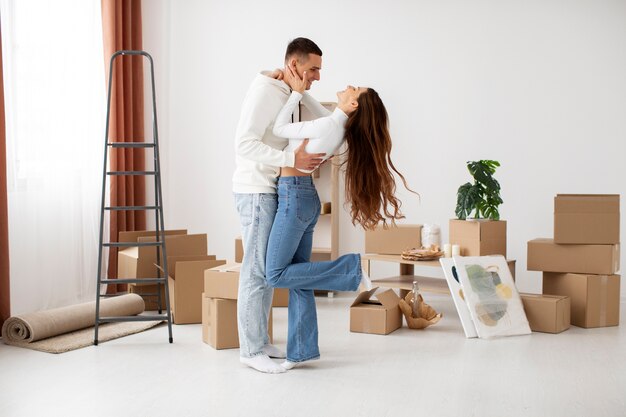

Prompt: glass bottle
xmin=412 ymin=280 xmax=421 ymax=318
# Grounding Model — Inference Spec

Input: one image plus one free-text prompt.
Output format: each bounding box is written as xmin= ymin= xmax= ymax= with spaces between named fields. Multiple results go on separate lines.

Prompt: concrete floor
xmin=1 ymin=292 xmax=625 ymax=417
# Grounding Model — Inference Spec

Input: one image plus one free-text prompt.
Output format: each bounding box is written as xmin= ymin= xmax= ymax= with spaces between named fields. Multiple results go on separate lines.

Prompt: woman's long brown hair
xmin=341 ymin=88 xmax=416 ymax=230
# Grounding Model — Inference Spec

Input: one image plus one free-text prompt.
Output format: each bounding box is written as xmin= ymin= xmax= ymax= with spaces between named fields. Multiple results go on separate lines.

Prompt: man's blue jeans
xmin=234 ymin=193 xmax=277 ymax=358
xmin=265 ymin=176 xmax=361 ymax=362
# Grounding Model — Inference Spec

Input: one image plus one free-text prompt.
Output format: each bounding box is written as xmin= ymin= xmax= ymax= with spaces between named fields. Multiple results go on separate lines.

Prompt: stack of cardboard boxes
xmin=117 ymin=230 xmax=226 ymax=324
xmin=527 ymin=194 xmax=621 ymax=329
xmin=203 ymin=262 xmax=273 ymax=349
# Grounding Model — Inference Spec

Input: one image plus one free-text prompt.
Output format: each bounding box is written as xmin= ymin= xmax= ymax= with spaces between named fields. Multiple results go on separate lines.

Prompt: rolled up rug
xmin=2 ymin=293 xmax=145 ymax=343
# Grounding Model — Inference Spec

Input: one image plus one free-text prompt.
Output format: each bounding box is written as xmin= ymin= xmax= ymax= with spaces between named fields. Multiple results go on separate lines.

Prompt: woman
xmin=266 ymin=64 xmax=413 ymax=370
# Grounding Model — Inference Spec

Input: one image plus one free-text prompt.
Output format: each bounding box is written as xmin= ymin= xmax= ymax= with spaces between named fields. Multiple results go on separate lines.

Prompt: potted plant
xmin=455 ymin=160 xmax=503 ymax=221
xmin=449 ymin=160 xmax=507 ymax=257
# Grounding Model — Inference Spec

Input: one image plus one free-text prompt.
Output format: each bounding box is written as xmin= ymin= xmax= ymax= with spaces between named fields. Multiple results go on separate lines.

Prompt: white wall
xmin=145 ymin=0 xmax=626 ymax=295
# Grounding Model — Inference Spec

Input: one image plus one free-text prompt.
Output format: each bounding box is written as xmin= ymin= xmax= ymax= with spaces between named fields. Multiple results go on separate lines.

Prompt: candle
xmin=443 ymin=243 xmax=452 ymax=258
xmin=452 ymin=244 xmax=461 ymax=256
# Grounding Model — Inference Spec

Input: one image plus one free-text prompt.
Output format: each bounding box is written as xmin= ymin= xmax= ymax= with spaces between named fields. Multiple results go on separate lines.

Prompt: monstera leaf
xmin=456 ymin=182 xmax=480 ymax=220
xmin=455 ymin=160 xmax=503 ymax=220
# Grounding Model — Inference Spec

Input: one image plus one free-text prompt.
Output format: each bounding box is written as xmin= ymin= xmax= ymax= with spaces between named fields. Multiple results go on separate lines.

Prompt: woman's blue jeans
xmin=266 ymin=176 xmax=361 ymax=362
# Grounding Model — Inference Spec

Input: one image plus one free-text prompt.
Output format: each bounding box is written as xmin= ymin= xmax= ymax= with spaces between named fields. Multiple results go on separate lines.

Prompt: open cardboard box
xmin=117 ymin=229 xmax=187 ymax=279
xmin=138 ymin=233 xmax=208 ymax=262
xmin=128 ymin=282 xmax=166 ymax=311
xmin=364 ymin=224 xmax=422 ymax=255
xmin=520 ymin=293 xmax=571 ymax=334
xmin=350 ymin=287 xmax=402 ymax=335
xmin=554 ymin=194 xmax=620 ymax=244
xmin=156 ymin=255 xmax=226 ymax=324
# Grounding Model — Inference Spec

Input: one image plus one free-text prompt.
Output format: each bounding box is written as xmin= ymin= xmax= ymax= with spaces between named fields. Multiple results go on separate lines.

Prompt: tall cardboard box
xmin=365 ymin=224 xmax=422 ymax=255
xmin=527 ymin=238 xmax=620 ymax=275
xmin=449 ymin=219 xmax=506 ymax=257
xmin=520 ymin=293 xmax=571 ymax=333
xmin=554 ymin=194 xmax=620 ymax=244
xmin=128 ymin=282 xmax=166 ymax=311
xmin=543 ymin=272 xmax=620 ymax=328
xmin=350 ymin=288 xmax=402 ymax=335
xmin=166 ymin=257 xmax=226 ymax=324
xmin=201 ymin=294 xmax=273 ymax=350
xmin=117 ymin=229 xmax=187 ymax=279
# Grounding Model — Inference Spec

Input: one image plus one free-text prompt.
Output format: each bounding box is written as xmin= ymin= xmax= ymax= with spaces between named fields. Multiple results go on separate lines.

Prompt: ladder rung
xmin=103 ymin=241 xmax=164 ymax=248
xmin=100 ymin=278 xmax=167 ymax=285
xmin=105 ymin=205 xmax=160 ymax=211
xmin=108 ymin=142 xmax=155 ymax=148
xmin=106 ymin=171 xmax=157 ymax=176
xmin=99 ymin=315 xmax=168 ymax=323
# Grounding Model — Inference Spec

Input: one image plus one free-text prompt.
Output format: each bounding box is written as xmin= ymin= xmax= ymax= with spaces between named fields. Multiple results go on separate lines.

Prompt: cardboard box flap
xmin=138 ymin=233 xmax=207 ymax=254
xmin=119 ymin=229 xmax=187 ymax=243
xmin=119 ymin=246 xmax=139 ymax=259
xmin=175 ymin=259 xmax=226 ymax=279
xmin=209 ymin=262 xmax=241 ymax=273
xmin=351 ymin=287 xmax=379 ymax=307
xmin=521 ymin=293 xmax=568 ymax=302
xmin=166 ymin=255 xmax=219 ymax=278
xmin=555 ymin=194 xmax=620 ymax=213
xmin=375 ymin=289 xmax=401 ymax=309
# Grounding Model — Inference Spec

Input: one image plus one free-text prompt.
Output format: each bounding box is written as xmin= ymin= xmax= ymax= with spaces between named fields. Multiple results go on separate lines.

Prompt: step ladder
xmin=94 ymin=50 xmax=173 ymax=345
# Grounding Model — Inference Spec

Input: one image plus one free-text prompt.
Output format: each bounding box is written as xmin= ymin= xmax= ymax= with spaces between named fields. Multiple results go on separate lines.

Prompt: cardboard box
xmin=117 ymin=230 xmax=187 ymax=278
xmin=543 ymin=272 xmax=620 ymax=328
xmin=449 ymin=219 xmax=506 ymax=257
xmin=204 ymin=263 xmax=240 ymax=300
xmin=138 ymin=233 xmax=208 ymax=261
xmin=527 ymin=238 xmax=620 ymax=275
xmin=201 ymin=294 xmax=273 ymax=350
xmin=554 ymin=194 xmax=620 ymax=244
xmin=202 ymin=296 xmax=238 ymax=349
xmin=520 ymin=293 xmax=571 ymax=333
xmin=203 ymin=263 xmax=288 ymax=306
xmin=165 ymin=257 xmax=226 ymax=324
xmin=128 ymin=282 xmax=166 ymax=311
xmin=350 ymin=288 xmax=402 ymax=335
xmin=235 ymin=237 xmax=243 ymax=263
xmin=365 ymin=224 xmax=422 ymax=255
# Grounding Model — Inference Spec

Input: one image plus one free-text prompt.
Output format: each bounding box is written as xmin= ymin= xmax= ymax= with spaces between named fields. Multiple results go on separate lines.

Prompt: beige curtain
xmin=0 ymin=25 xmax=10 ymax=334
xmin=101 ymin=0 xmax=145 ymax=293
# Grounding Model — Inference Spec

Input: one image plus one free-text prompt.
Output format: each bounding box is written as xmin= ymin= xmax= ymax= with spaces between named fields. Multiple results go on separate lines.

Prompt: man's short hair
xmin=284 ymin=37 xmax=323 ymax=63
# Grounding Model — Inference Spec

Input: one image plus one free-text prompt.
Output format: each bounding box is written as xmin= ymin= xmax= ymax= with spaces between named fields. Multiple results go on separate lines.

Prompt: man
xmin=232 ymin=38 xmax=327 ymax=374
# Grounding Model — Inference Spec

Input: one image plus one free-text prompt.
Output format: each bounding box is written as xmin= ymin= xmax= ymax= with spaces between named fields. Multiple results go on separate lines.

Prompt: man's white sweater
xmin=232 ymin=73 xmax=326 ymax=194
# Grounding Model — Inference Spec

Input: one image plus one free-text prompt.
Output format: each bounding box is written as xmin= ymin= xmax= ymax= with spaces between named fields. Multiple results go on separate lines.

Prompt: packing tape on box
xmin=599 ymin=275 xmax=608 ymax=327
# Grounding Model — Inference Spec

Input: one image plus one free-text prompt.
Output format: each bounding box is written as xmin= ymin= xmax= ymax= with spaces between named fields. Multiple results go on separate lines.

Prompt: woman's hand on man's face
xmin=284 ymin=62 xmax=307 ymax=94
